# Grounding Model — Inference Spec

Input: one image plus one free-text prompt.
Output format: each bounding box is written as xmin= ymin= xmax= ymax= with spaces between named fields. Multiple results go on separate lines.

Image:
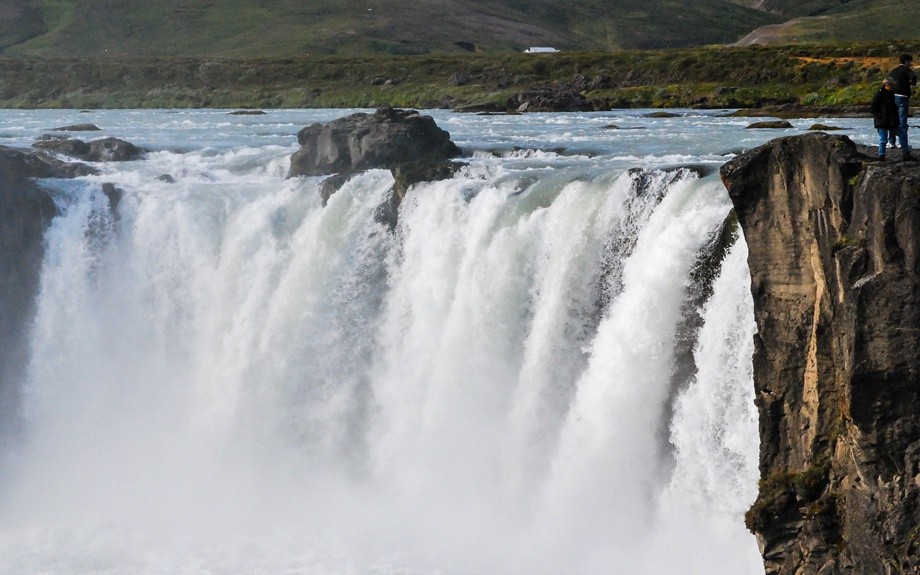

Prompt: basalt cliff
xmin=721 ymin=133 xmax=920 ymax=574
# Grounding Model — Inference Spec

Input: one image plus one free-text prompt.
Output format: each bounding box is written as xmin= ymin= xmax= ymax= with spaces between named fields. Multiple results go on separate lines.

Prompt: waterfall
xmin=0 ymin=156 xmax=762 ymax=573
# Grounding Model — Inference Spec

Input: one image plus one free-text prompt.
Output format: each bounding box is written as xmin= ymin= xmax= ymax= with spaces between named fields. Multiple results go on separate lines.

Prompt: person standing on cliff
xmin=871 ymin=77 xmax=899 ymax=161
xmin=888 ymin=53 xmax=917 ymax=159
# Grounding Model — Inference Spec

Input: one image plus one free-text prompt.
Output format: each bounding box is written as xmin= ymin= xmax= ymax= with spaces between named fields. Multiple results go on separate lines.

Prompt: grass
xmin=1 ymin=42 xmax=918 ymax=110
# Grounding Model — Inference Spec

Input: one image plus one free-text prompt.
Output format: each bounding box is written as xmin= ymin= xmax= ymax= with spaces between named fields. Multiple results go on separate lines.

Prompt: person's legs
xmin=878 ymin=127 xmax=889 ymax=158
xmin=895 ymin=95 xmax=910 ymax=152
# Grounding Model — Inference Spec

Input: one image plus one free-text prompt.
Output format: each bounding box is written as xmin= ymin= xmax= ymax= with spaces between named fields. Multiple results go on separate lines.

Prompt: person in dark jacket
xmin=871 ymin=77 xmax=899 ymax=160
xmin=887 ymin=53 xmax=917 ymax=158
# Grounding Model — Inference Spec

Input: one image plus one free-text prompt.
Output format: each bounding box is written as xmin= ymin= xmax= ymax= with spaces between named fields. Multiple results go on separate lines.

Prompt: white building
xmin=524 ymin=47 xmax=559 ymax=53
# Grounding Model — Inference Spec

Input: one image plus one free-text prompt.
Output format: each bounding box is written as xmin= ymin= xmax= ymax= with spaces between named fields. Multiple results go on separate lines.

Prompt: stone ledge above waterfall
xmin=720 ymin=133 xmax=920 ymax=575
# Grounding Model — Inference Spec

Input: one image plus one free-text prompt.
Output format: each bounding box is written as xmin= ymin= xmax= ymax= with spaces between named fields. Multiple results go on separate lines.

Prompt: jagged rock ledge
xmin=288 ymin=108 xmax=463 ymax=226
xmin=720 ymin=133 xmax=920 ymax=575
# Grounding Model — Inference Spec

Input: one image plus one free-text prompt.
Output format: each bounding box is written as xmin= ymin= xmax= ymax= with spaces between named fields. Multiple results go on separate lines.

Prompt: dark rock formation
xmin=0 ymin=146 xmax=89 ymax=436
xmin=0 ymin=145 xmax=98 ymax=179
xmin=372 ymin=159 xmax=464 ymax=229
xmin=508 ymin=87 xmax=592 ymax=113
xmin=721 ymin=133 xmax=920 ymax=575
xmin=745 ymin=120 xmax=795 ymax=129
xmin=288 ymin=108 xmax=461 ymax=178
xmin=808 ymin=124 xmax=845 ymax=131
xmin=52 ymin=123 xmax=100 ymax=132
xmin=228 ymin=110 xmax=266 ymax=115
xmin=34 ymin=137 xmax=143 ymax=162
xmin=87 ymin=137 xmax=143 ymax=162
xmin=101 ymin=183 xmax=124 ymax=213
xmin=453 ymin=102 xmax=505 ymax=114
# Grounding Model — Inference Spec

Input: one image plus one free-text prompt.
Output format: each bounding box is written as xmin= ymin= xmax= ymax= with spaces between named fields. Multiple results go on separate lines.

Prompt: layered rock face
xmin=721 ymin=133 xmax=920 ymax=574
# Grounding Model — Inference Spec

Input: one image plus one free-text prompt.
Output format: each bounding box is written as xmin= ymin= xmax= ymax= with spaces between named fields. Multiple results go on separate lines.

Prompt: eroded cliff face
xmin=721 ymin=133 xmax=920 ymax=575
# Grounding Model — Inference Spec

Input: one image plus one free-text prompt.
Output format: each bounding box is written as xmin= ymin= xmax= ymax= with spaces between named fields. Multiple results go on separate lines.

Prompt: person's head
xmin=900 ymin=53 xmax=913 ymax=65
xmin=884 ymin=77 xmax=897 ymax=90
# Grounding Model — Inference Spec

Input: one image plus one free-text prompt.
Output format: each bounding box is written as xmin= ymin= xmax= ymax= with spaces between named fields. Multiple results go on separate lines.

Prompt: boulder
xmin=87 ymin=137 xmax=143 ymax=162
xmin=33 ymin=137 xmax=143 ymax=162
xmin=721 ymin=133 xmax=920 ymax=574
xmin=808 ymin=123 xmax=845 ymax=131
xmin=508 ymin=88 xmax=592 ymax=113
xmin=52 ymin=123 xmax=100 ymax=132
xmin=745 ymin=120 xmax=794 ymax=129
xmin=33 ymin=137 xmax=91 ymax=157
xmin=454 ymin=102 xmax=505 ymax=114
xmin=1 ymin=145 xmax=98 ymax=179
xmin=288 ymin=108 xmax=461 ymax=178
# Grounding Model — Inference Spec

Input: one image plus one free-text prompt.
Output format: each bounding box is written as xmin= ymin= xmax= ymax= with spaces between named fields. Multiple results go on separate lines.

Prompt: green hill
xmin=2 ymin=0 xmax=918 ymax=58
xmin=736 ymin=0 xmax=920 ymax=45
xmin=0 ymin=0 xmax=783 ymax=57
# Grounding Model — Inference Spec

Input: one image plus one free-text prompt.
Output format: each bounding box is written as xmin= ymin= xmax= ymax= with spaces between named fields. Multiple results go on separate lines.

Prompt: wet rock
xmin=377 ymin=159 xmax=463 ymax=230
xmin=745 ymin=120 xmax=794 ymax=129
xmin=808 ymin=123 xmax=845 ymax=131
xmin=509 ymin=87 xmax=592 ymax=113
xmin=228 ymin=110 xmax=266 ymax=115
xmin=101 ymin=183 xmax=124 ymax=213
xmin=288 ymin=107 xmax=461 ymax=178
xmin=33 ymin=137 xmax=91 ymax=157
xmin=156 ymin=174 xmax=177 ymax=183
xmin=1 ymin=144 xmax=98 ymax=179
xmin=454 ymin=102 xmax=505 ymax=113
xmin=318 ymin=172 xmax=359 ymax=206
xmin=644 ymin=111 xmax=681 ymax=118
xmin=32 ymin=137 xmax=143 ymax=162
xmin=52 ymin=123 xmax=100 ymax=132
xmin=87 ymin=137 xmax=143 ymax=162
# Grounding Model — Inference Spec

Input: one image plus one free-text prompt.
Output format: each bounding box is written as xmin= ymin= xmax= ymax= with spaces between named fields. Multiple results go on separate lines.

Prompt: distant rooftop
xmin=524 ymin=47 xmax=559 ymax=53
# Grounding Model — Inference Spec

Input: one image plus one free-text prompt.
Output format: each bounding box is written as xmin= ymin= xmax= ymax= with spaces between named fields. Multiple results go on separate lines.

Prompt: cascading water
xmin=0 ymin=108 xmax=798 ymax=574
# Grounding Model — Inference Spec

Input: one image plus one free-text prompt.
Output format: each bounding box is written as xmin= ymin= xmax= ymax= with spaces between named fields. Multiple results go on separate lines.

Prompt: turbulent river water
xmin=0 ymin=109 xmax=877 ymax=574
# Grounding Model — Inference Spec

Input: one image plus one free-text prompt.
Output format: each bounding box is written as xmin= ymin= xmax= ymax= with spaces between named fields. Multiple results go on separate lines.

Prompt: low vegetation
xmin=0 ymin=42 xmax=917 ymax=111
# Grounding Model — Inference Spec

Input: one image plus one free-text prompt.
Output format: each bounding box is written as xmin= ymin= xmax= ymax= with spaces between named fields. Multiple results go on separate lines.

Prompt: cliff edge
xmin=721 ymin=133 xmax=920 ymax=574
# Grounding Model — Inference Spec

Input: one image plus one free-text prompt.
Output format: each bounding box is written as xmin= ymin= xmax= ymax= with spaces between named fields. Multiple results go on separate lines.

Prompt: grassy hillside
xmin=0 ymin=0 xmax=783 ymax=57
xmin=737 ymin=0 xmax=919 ymax=44
xmin=0 ymin=0 xmax=45 ymax=49
xmin=729 ymin=0 xmax=856 ymax=17
xmin=1 ymin=42 xmax=916 ymax=111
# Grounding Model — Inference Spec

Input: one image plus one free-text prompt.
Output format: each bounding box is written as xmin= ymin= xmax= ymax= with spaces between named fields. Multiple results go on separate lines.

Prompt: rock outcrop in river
xmin=288 ymin=107 xmax=461 ymax=177
xmin=721 ymin=133 xmax=920 ymax=574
